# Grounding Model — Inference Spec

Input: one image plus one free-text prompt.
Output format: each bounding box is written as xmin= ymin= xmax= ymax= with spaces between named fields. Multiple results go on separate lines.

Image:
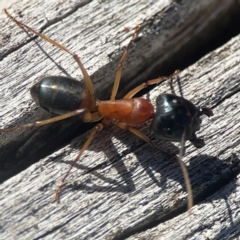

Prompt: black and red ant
xmin=2 ymin=9 xmax=213 ymax=209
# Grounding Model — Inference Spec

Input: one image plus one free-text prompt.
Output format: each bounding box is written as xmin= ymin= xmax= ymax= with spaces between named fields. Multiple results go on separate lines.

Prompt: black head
xmin=151 ymin=94 xmax=213 ymax=148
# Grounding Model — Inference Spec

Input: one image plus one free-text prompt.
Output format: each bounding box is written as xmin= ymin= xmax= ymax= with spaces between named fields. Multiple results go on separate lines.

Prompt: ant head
xmin=151 ymin=94 xmax=204 ymax=147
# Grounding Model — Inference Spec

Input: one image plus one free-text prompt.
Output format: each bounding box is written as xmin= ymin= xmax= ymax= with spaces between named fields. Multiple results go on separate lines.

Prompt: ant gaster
xmin=2 ymin=9 xmax=213 ymax=209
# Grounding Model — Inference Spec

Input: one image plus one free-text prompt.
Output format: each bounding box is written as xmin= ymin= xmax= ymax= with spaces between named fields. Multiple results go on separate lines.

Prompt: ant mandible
xmin=2 ymin=9 xmax=213 ymax=209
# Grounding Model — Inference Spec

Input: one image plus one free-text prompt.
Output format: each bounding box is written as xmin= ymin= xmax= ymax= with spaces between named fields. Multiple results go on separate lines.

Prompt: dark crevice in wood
xmin=0 ymin=120 xmax=97 ymax=184
xmin=121 ymin=1 xmax=240 ymax=98
xmin=214 ymin=222 xmax=240 ymax=240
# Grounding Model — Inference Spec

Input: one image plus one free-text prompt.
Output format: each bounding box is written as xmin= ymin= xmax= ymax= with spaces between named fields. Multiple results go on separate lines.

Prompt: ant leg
xmin=119 ymin=124 xmax=193 ymax=210
xmin=123 ymin=70 xmax=180 ymax=99
xmin=129 ymin=124 xmax=193 ymax=210
xmin=4 ymin=9 xmax=94 ymax=97
xmin=118 ymin=123 xmax=172 ymax=158
xmin=0 ymin=109 xmax=85 ymax=133
xmin=54 ymin=123 xmax=103 ymax=200
xmin=110 ymin=25 xmax=141 ymax=100
xmin=179 ymin=128 xmax=193 ymax=210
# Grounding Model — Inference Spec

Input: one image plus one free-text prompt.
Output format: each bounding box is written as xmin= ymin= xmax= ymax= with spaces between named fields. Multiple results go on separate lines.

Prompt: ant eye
xmin=163 ymin=127 xmax=173 ymax=136
xmin=172 ymin=98 xmax=180 ymax=104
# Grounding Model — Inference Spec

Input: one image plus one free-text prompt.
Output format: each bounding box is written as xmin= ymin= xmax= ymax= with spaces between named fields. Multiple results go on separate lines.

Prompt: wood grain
xmin=0 ymin=0 xmax=240 ymax=239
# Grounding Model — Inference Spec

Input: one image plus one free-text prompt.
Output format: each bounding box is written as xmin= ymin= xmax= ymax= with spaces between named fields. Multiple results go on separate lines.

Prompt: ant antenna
xmin=169 ymin=73 xmax=184 ymax=98
xmin=177 ymin=75 xmax=193 ymax=209
xmin=179 ymin=127 xmax=193 ymax=210
xmin=169 ymin=74 xmax=193 ymax=209
xmin=176 ymin=75 xmax=184 ymax=98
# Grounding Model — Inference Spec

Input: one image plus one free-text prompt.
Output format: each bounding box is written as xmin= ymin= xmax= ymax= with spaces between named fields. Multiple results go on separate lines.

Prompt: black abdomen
xmin=30 ymin=76 xmax=85 ymax=114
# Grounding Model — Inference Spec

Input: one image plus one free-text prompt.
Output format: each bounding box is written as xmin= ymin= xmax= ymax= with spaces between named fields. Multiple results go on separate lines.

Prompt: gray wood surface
xmin=0 ymin=0 xmax=240 ymax=239
xmin=129 ymin=175 xmax=240 ymax=240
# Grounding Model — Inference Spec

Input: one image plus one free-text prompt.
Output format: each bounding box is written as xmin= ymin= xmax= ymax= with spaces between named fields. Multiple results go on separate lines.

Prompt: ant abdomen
xmin=30 ymin=76 xmax=86 ymax=114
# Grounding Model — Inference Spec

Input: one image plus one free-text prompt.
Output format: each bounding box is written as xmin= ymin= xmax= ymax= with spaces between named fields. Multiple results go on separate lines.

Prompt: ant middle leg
xmin=110 ymin=25 xmax=141 ymax=101
xmin=123 ymin=70 xmax=180 ymax=99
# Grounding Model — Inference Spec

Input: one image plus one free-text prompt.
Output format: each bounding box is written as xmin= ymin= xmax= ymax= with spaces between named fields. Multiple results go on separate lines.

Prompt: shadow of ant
xmin=57 ymin=122 xmax=240 ymax=210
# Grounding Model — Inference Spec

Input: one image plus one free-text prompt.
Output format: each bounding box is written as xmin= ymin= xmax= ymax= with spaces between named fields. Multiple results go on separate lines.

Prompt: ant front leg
xmin=117 ymin=122 xmax=172 ymax=158
xmin=121 ymin=70 xmax=194 ymax=209
xmin=128 ymin=127 xmax=174 ymax=158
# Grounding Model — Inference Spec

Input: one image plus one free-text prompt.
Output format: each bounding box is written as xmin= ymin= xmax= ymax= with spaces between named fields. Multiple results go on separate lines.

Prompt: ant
xmin=2 ymin=9 xmax=213 ymax=209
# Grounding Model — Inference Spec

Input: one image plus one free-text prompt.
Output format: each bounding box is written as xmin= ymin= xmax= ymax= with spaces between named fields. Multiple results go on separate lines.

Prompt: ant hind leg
xmin=0 ymin=109 xmax=86 ymax=133
xmin=4 ymin=9 xmax=94 ymax=97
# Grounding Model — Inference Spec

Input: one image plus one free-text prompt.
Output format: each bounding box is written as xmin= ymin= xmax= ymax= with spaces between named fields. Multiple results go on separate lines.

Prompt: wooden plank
xmin=128 ymin=176 xmax=240 ymax=239
xmin=0 ymin=0 xmax=240 ymax=239
xmin=1 ymin=34 xmax=240 ymax=239
xmin=0 ymin=0 xmax=174 ymax=181
xmin=1 ymin=0 xmax=239 ymax=181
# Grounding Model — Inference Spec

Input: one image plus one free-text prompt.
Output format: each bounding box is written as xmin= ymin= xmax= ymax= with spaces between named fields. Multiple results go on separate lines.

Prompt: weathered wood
xmin=1 ymin=0 xmax=239 ymax=181
xmin=0 ymin=0 xmax=176 ymax=181
xmin=128 ymin=175 xmax=240 ymax=239
xmin=0 ymin=0 xmax=240 ymax=239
